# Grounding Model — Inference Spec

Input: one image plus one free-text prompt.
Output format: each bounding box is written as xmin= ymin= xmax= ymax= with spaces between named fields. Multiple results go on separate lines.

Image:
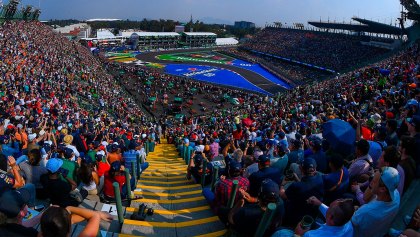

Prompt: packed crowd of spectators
xmin=0 ymin=21 xmax=157 ymax=236
xmin=243 ymin=28 xmax=390 ymax=72
xmin=221 ymin=48 xmax=334 ymax=85
xmin=167 ymin=42 xmax=420 ymax=236
xmin=0 ymin=19 xmax=419 ymax=237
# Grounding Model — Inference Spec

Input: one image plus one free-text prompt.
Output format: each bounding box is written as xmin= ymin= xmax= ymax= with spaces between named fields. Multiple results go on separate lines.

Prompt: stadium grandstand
xmin=0 ymin=0 xmax=420 ymax=237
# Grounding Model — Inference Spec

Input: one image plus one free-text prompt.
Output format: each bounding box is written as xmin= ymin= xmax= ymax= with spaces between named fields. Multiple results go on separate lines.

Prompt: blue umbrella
xmin=322 ymin=119 xmax=356 ymax=156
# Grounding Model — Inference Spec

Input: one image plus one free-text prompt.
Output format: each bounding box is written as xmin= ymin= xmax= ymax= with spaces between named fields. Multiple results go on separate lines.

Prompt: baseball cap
xmin=46 ymin=158 xmax=63 ymax=173
xmin=195 ymin=145 xmax=205 ymax=152
xmin=302 ymin=158 xmax=317 ymax=171
xmin=309 ymin=136 xmax=322 ymax=149
xmin=28 ymin=133 xmax=37 ymax=141
xmin=0 ymin=189 xmax=30 ymax=218
xmin=64 ymin=148 xmax=74 ymax=158
xmin=404 ymin=99 xmax=418 ymax=109
xmin=407 ymin=115 xmax=420 ymax=128
xmin=380 ymin=167 xmax=400 ymax=200
xmin=110 ymin=161 xmax=122 ymax=172
xmin=228 ymin=160 xmax=242 ymax=173
xmin=257 ymin=154 xmax=270 ymax=164
xmin=259 ymin=178 xmax=280 ymax=201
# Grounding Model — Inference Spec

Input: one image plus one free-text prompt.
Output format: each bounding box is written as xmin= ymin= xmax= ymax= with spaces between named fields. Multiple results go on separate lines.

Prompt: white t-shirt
xmin=351 ymin=190 xmax=400 ymax=237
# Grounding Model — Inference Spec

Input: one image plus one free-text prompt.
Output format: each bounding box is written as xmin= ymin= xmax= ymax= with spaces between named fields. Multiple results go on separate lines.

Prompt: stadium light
xmin=5 ymin=0 xmax=20 ymax=19
xmin=31 ymin=8 xmax=41 ymax=20
xmin=22 ymin=5 xmax=32 ymax=20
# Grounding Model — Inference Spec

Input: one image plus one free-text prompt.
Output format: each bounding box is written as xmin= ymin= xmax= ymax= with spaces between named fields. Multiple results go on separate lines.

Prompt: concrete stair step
xmin=121 ymin=216 xmax=224 ymax=237
xmin=137 ymin=184 xmax=201 ymax=191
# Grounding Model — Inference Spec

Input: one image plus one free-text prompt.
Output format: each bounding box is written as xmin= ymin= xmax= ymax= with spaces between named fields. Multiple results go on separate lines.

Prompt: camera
xmin=130 ymin=203 xmax=154 ymax=221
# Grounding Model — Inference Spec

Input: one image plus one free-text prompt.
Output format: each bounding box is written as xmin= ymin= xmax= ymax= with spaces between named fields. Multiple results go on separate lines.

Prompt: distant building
xmin=175 ymin=25 xmax=185 ymax=33
xmin=53 ymin=23 xmax=91 ymax=40
xmin=180 ymin=32 xmax=217 ymax=48
xmin=234 ymin=21 xmax=256 ymax=29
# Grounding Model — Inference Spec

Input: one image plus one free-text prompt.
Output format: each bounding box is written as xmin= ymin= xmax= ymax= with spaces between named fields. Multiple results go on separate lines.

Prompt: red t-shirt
xmin=97 ymin=162 xmax=110 ymax=177
xmin=103 ymin=172 xmax=125 ymax=198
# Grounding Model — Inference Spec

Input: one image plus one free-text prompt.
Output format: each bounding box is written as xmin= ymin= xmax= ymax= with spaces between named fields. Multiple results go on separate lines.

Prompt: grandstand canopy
xmin=308 ymin=17 xmax=404 ymax=35
xmin=120 ymin=32 xmax=180 ymax=38
xmin=216 ymin=38 xmax=239 ymax=46
xmin=97 ymin=29 xmax=115 ymax=39
xmin=182 ymin=32 xmax=217 ymax=36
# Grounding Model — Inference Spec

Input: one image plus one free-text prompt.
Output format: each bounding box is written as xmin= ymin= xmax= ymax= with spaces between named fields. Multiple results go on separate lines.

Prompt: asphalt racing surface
xmin=136 ymin=48 xmax=287 ymax=94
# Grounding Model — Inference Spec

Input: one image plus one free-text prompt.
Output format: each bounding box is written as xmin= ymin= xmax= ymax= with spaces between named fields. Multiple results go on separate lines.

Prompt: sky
xmin=10 ymin=0 xmax=405 ymax=27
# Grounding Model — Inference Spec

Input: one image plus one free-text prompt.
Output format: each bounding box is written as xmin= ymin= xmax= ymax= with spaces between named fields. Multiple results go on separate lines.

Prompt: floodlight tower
xmin=5 ymin=0 xmax=20 ymax=19
xmin=22 ymin=5 xmax=32 ymax=20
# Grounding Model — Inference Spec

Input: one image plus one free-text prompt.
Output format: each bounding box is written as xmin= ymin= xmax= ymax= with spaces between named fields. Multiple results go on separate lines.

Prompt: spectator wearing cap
xmin=63 ymin=135 xmax=80 ymax=158
xmin=0 ymin=134 xmax=27 ymax=164
xmin=85 ymin=141 xmax=97 ymax=164
xmin=187 ymin=145 xmax=209 ymax=184
xmin=18 ymin=149 xmax=48 ymax=199
xmin=291 ymin=196 xmax=354 ymax=237
xmin=246 ymin=154 xmax=282 ymax=198
xmin=14 ymin=124 xmax=28 ymax=152
xmin=406 ymin=115 xmax=420 ymax=177
xmin=107 ymin=143 xmax=122 ymax=164
xmin=103 ymin=161 xmax=135 ymax=200
xmin=122 ymin=141 xmax=149 ymax=178
xmin=202 ymin=161 xmax=249 ymax=213
xmin=0 ymin=190 xmax=38 ymax=237
xmin=281 ymin=158 xmax=324 ymax=227
xmin=287 ymin=139 xmax=304 ymax=170
xmin=270 ymin=142 xmax=289 ymax=178
xmin=228 ymin=178 xmax=284 ymax=236
xmin=348 ymin=139 xmax=374 ymax=183
xmin=307 ymin=136 xmax=328 ymax=173
xmin=351 ymin=167 xmax=400 ymax=237
xmin=40 ymin=158 xmax=80 ymax=207
xmin=26 ymin=134 xmax=40 ymax=154
xmin=60 ymin=148 xmax=80 ymax=184
xmin=398 ymin=136 xmax=416 ymax=193
xmin=322 ymin=154 xmax=349 ymax=205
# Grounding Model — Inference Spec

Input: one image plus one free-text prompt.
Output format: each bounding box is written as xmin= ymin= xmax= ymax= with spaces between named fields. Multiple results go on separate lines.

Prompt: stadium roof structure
xmin=216 ymin=37 xmax=239 ymax=46
xmin=308 ymin=17 xmax=405 ymax=35
xmin=182 ymin=32 xmax=217 ymax=36
xmin=86 ymin=18 xmax=122 ymax=22
xmin=120 ymin=32 xmax=180 ymax=38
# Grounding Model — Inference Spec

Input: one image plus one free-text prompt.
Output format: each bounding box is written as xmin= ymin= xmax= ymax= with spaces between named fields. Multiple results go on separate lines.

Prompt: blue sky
xmin=12 ymin=0 xmax=404 ymax=26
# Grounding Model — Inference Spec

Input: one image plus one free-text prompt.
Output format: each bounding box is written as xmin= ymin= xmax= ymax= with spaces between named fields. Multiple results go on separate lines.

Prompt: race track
xmin=136 ymin=48 xmax=288 ymax=94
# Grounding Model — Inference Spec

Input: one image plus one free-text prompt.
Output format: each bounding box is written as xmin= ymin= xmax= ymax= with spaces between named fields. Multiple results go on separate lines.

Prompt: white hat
xmin=195 ymin=145 xmax=205 ymax=152
xmin=28 ymin=134 xmax=37 ymax=141
xmin=39 ymin=130 xmax=45 ymax=136
xmin=17 ymin=124 xmax=23 ymax=129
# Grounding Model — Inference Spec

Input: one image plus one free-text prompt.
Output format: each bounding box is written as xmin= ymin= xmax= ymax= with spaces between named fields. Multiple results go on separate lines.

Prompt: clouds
xmin=12 ymin=0 xmax=402 ymax=26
